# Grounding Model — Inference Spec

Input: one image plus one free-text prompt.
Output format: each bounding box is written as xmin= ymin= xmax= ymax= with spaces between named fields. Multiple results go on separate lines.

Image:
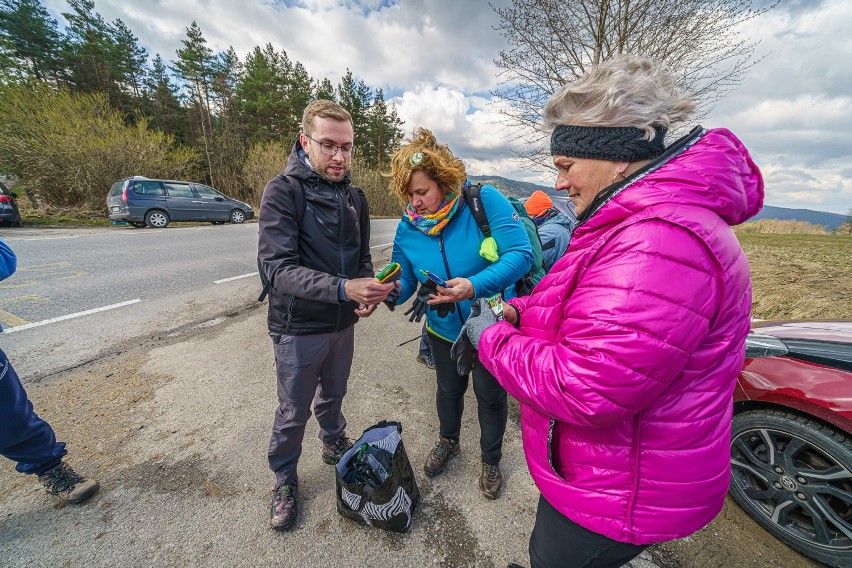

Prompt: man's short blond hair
xmin=301 ymin=99 xmax=354 ymax=136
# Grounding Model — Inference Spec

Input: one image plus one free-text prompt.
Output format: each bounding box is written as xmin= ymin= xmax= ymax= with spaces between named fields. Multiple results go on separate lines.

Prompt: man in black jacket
xmin=258 ymin=100 xmax=394 ymax=531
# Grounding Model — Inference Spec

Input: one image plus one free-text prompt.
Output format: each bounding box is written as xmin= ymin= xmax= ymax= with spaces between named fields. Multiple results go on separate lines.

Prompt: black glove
xmin=450 ymin=298 xmax=498 ymax=376
xmin=404 ymin=280 xmax=437 ymax=322
xmin=430 ymin=301 xmax=456 ymax=318
xmin=383 ymin=285 xmax=401 ymax=311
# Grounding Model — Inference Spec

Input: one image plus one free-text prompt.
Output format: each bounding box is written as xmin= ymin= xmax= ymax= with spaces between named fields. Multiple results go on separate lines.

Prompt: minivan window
xmin=194 ymin=185 xmax=221 ymax=199
xmin=133 ymin=181 xmax=165 ymax=196
xmin=108 ymin=181 xmax=124 ymax=196
xmin=163 ymin=183 xmax=194 ymax=198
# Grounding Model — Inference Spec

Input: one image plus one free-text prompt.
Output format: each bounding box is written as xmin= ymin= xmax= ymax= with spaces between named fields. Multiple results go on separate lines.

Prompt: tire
xmin=229 ymin=209 xmax=246 ymax=224
xmin=144 ymin=210 xmax=170 ymax=228
xmin=129 ymin=222 xmax=146 ymax=229
xmin=730 ymin=409 xmax=852 ymax=567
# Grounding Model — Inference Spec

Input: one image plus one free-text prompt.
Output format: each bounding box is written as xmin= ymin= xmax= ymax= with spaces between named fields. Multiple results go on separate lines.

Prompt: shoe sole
xmin=270 ymin=518 xmax=296 ymax=531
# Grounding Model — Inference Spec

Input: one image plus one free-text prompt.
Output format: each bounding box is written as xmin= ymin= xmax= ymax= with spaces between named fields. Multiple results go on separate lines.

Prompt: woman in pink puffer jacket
xmin=453 ymin=55 xmax=763 ymax=568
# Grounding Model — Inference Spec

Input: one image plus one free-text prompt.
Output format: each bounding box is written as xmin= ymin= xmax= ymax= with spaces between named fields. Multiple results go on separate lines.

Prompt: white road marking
xmin=12 ymin=236 xmax=79 ymax=242
xmin=214 ymin=273 xmax=255 ymax=284
xmin=1 ymin=299 xmax=141 ymax=334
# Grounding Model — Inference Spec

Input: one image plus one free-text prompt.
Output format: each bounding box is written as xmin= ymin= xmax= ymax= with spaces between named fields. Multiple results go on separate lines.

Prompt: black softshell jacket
xmin=258 ymin=140 xmax=373 ymax=335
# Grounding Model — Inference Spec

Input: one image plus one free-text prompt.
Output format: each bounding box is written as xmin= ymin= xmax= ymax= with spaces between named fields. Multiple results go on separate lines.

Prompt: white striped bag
xmin=335 ymin=421 xmax=420 ymax=532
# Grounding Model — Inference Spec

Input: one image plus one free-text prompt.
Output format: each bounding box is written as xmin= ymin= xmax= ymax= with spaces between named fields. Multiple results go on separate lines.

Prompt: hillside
xmin=468 ymin=175 xmax=557 ymax=199
xmin=751 ymin=205 xmax=846 ymax=230
xmin=471 ymin=175 xmax=847 ymax=229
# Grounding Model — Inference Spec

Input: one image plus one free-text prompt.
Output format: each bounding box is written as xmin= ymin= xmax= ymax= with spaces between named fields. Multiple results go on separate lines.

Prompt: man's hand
xmin=503 ymin=303 xmax=518 ymax=326
xmin=354 ymin=303 xmax=378 ymax=317
xmin=344 ymin=278 xmax=394 ymax=304
xmin=428 ymin=277 xmax=474 ymax=305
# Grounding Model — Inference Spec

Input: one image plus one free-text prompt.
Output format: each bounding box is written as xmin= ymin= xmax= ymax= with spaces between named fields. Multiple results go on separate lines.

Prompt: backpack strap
xmin=257 ymin=175 xmax=305 ymax=302
xmin=462 ymin=184 xmax=491 ymax=237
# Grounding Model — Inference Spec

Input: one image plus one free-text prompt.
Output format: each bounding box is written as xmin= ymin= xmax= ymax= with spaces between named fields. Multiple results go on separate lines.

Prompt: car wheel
xmin=129 ymin=222 xmax=146 ymax=229
xmin=229 ymin=209 xmax=246 ymax=224
xmin=145 ymin=210 xmax=170 ymax=228
xmin=730 ymin=409 xmax=852 ymax=567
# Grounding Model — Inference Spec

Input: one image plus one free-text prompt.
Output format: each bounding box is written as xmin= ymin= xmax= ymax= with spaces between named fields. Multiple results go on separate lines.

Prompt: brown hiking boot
xmin=37 ymin=462 xmax=99 ymax=504
xmin=423 ymin=436 xmax=460 ymax=477
xmin=269 ymin=482 xmax=297 ymax=531
xmin=322 ymin=435 xmax=353 ymax=465
xmin=480 ymin=462 xmax=503 ymax=500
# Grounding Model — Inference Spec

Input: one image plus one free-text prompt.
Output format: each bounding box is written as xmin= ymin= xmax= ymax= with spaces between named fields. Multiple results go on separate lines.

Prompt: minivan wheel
xmin=145 ymin=210 xmax=170 ymax=228
xmin=229 ymin=209 xmax=246 ymax=224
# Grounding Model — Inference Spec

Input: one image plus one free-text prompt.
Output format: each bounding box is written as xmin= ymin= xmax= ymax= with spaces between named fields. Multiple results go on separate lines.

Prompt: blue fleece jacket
xmin=391 ymin=185 xmax=532 ymax=342
xmin=0 ymin=239 xmax=16 ymax=281
xmin=536 ymin=210 xmax=575 ymax=271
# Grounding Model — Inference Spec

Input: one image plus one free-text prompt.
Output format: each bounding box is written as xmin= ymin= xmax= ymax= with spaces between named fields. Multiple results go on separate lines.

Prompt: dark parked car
xmin=730 ymin=320 xmax=852 ymax=568
xmin=107 ymin=177 xmax=254 ymax=228
xmin=0 ymin=181 xmax=22 ymax=227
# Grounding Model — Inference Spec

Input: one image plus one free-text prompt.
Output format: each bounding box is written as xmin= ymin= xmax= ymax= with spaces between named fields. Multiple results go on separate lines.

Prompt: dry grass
xmin=740 ymin=233 xmax=852 ymax=320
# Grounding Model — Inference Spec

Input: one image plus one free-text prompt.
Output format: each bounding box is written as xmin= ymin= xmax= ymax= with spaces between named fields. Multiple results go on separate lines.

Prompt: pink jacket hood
xmin=479 ymin=128 xmax=763 ymax=544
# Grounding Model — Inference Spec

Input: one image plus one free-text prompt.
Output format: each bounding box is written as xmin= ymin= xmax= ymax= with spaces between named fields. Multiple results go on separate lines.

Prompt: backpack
xmin=461 ymin=184 xmax=545 ymax=296
xmin=257 ymin=175 xmax=362 ymax=302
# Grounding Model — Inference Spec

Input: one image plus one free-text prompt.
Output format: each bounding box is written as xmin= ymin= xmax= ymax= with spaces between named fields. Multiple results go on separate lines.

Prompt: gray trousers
xmin=267 ymin=326 xmax=354 ymax=485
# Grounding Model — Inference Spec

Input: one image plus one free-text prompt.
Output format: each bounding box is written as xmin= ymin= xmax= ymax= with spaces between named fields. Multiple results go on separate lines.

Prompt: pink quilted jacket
xmin=479 ymin=128 xmax=764 ymax=545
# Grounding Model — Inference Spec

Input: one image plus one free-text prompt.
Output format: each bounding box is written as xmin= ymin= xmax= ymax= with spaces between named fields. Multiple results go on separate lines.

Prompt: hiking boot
xmin=423 ymin=436 xmax=460 ymax=477
xmin=416 ymin=353 xmax=436 ymax=370
xmin=480 ymin=462 xmax=503 ymax=500
xmin=322 ymin=435 xmax=353 ymax=465
xmin=269 ymin=482 xmax=297 ymax=530
xmin=37 ymin=462 xmax=99 ymax=504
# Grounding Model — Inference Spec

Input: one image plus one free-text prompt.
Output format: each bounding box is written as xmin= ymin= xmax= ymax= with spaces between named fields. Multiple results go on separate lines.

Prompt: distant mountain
xmin=751 ymin=205 xmax=847 ymax=230
xmin=468 ymin=175 xmax=557 ymax=199
xmin=471 ymin=176 xmax=847 ymax=230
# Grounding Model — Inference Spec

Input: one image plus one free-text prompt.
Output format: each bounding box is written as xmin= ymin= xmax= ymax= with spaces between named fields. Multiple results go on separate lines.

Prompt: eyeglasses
xmin=303 ymin=134 xmax=356 ymax=157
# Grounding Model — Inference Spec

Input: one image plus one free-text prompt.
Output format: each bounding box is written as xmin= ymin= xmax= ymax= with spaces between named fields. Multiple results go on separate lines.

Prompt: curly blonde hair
xmin=387 ymin=128 xmax=467 ymax=205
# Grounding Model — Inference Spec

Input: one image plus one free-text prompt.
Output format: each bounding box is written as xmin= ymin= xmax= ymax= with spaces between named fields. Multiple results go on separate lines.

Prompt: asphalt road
xmin=0 ymin=224 xmax=820 ymax=567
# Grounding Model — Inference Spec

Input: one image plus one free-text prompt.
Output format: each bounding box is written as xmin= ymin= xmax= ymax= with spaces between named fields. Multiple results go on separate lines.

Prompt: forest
xmin=0 ymin=0 xmax=405 ymax=215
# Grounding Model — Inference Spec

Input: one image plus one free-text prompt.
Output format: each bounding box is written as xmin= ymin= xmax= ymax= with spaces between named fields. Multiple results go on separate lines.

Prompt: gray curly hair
xmin=543 ymin=55 xmax=695 ymax=141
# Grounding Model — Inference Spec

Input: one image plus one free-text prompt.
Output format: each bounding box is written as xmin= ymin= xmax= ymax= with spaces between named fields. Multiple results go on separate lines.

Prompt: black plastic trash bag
xmin=335 ymin=420 xmax=420 ymax=532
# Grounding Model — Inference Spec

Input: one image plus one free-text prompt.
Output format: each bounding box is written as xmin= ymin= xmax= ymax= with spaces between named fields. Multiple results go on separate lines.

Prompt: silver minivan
xmin=107 ymin=176 xmax=254 ymax=228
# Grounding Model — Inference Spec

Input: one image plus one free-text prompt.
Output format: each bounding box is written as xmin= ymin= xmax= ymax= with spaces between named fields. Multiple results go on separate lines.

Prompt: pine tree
xmin=144 ymin=53 xmax=186 ymax=143
xmin=0 ymin=0 xmax=62 ymax=83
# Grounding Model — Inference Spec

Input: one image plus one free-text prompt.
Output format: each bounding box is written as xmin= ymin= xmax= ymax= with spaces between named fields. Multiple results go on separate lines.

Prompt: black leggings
xmin=428 ymin=333 xmax=507 ymax=465
xmin=529 ymin=495 xmax=648 ymax=568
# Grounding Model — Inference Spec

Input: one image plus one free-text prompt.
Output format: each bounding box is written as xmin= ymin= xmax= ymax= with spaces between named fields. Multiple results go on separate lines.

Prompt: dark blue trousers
xmin=0 ymin=347 xmax=66 ymax=475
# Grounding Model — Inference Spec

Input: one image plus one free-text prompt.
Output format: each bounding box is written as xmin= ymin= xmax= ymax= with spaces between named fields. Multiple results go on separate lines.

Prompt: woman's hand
xmin=427 ymin=277 xmax=474 ymax=304
xmin=503 ymin=303 xmax=518 ymax=326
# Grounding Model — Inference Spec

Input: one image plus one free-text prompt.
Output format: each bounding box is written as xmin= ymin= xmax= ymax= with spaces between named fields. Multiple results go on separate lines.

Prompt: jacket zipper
xmin=439 ymin=232 xmax=466 ymax=327
xmin=547 ymin=419 xmax=566 ymax=481
xmin=335 ymin=187 xmax=345 ymax=331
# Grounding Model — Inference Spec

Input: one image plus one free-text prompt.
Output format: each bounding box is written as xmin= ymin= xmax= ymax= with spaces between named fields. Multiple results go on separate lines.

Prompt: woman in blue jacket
xmin=388 ymin=128 xmax=532 ymax=500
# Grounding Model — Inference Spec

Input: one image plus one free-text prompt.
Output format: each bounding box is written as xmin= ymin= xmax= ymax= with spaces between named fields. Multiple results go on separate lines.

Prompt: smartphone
xmin=419 ymin=269 xmax=452 ymax=288
xmin=376 ymin=262 xmax=401 ymax=284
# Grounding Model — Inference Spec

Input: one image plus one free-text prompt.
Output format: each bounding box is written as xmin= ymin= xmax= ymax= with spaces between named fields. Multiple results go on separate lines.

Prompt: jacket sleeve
xmin=257 ymin=176 xmax=340 ymax=304
xmin=538 ymin=218 xmax=572 ymax=270
xmin=0 ymin=239 xmax=16 ymax=281
xmin=354 ymin=186 xmax=374 ymax=278
xmin=479 ymin=220 xmax=721 ymax=429
xmin=467 ymin=186 xmax=533 ymax=298
xmin=391 ymin=222 xmax=419 ymax=304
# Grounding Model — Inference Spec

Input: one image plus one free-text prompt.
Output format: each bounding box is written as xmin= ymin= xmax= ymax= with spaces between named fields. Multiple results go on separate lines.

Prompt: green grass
xmin=738 ymin=233 xmax=852 ymax=320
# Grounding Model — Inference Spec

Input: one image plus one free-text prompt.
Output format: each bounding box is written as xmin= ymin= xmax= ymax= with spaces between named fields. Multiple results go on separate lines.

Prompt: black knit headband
xmin=550 ymin=125 xmax=666 ymax=161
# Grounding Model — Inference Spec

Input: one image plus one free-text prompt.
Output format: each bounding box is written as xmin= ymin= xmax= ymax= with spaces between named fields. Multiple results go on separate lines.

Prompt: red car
xmin=730 ymin=320 xmax=852 ymax=568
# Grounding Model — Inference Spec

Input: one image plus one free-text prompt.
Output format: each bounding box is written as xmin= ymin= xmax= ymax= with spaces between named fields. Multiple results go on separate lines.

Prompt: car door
xmin=193 ymin=184 xmax=230 ymax=222
xmin=162 ymin=182 xmax=203 ymax=221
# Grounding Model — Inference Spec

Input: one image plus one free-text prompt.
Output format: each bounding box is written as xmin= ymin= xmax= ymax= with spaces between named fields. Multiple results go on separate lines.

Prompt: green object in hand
xmin=479 ymin=236 xmax=499 ymax=262
xmin=376 ymin=262 xmax=401 ymax=283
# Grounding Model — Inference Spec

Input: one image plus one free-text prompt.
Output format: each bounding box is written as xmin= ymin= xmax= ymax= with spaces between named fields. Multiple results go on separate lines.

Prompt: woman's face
xmin=553 ymin=155 xmax=623 ymax=217
xmin=407 ymin=170 xmax=445 ymax=215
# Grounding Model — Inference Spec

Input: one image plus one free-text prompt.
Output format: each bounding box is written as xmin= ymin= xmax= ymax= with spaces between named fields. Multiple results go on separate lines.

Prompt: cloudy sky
xmin=42 ymin=0 xmax=852 ymax=214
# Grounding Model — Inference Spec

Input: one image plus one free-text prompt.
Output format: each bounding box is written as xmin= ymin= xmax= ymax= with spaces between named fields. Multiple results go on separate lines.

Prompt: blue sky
xmin=42 ymin=0 xmax=852 ymax=214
